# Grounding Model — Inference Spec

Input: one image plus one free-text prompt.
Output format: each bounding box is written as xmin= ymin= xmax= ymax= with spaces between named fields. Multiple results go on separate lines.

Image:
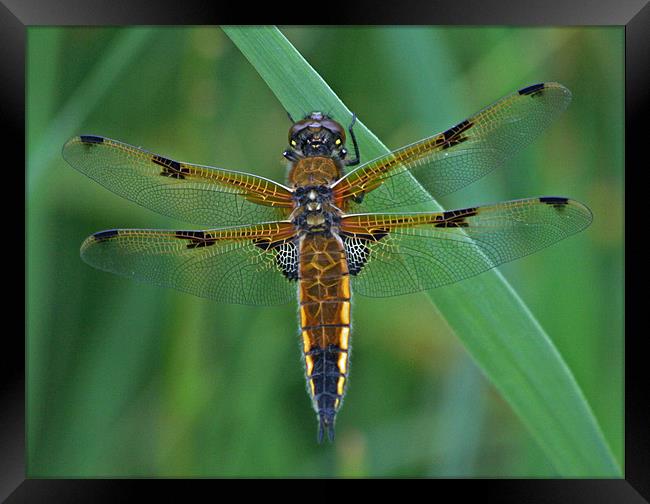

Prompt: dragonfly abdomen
xmin=298 ymin=233 xmax=351 ymax=442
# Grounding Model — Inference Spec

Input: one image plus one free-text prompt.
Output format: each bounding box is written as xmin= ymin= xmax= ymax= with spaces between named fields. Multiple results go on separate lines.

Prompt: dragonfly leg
xmin=344 ymin=112 xmax=360 ymax=167
xmin=283 ymin=148 xmax=300 ymax=162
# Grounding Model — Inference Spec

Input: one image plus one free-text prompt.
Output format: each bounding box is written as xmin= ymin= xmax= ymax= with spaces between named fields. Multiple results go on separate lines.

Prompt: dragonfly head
xmin=288 ymin=112 xmax=347 ymax=158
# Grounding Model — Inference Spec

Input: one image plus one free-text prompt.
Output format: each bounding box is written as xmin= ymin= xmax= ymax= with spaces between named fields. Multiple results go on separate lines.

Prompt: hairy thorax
xmin=288 ymin=157 xmax=343 ymax=188
xmin=289 ymin=157 xmax=346 ymax=236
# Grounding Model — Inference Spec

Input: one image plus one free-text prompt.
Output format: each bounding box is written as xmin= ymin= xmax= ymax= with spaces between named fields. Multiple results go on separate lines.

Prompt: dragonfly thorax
xmin=292 ymin=185 xmax=340 ymax=233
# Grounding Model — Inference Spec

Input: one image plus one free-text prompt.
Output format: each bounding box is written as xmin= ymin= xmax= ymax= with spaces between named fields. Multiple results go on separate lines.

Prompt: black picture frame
xmin=8 ymin=0 xmax=644 ymax=500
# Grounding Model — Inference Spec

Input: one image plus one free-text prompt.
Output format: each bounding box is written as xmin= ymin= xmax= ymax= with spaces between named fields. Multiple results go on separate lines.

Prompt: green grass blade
xmin=223 ymin=26 xmax=621 ymax=476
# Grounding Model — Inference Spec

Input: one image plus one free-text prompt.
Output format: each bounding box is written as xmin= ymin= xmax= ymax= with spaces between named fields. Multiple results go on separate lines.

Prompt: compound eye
xmin=335 ymin=138 xmax=342 ymax=146
xmin=291 ymin=139 xmax=297 ymax=147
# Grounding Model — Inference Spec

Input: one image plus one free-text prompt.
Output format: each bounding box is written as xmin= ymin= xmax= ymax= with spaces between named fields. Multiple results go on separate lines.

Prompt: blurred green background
xmin=27 ymin=26 xmax=623 ymax=477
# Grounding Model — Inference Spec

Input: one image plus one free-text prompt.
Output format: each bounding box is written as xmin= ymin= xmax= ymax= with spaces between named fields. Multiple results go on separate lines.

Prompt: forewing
xmin=333 ymin=83 xmax=572 ymax=213
xmin=80 ymin=222 xmax=298 ymax=305
xmin=63 ymin=135 xmax=294 ymax=227
xmin=340 ymin=197 xmax=592 ymax=297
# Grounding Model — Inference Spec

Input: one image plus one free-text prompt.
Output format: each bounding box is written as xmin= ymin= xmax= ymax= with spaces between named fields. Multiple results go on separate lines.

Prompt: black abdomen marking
xmin=305 ymin=344 xmax=348 ymax=442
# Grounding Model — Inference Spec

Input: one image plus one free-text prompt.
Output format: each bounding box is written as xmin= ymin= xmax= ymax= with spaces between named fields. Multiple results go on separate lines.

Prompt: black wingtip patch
xmin=93 ymin=229 xmax=119 ymax=241
xmin=518 ymin=83 xmax=545 ymax=96
xmin=80 ymin=135 xmax=104 ymax=144
xmin=540 ymin=196 xmax=569 ymax=205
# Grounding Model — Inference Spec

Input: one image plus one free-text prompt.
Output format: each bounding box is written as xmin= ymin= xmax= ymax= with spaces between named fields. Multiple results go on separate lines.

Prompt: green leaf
xmin=223 ymin=26 xmax=621 ymax=476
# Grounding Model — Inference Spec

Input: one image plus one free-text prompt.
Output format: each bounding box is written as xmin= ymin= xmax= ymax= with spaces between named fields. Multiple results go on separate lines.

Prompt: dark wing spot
xmin=342 ymin=235 xmax=369 ymax=275
xmin=434 ymin=219 xmax=468 ymax=228
xmin=442 ymin=119 xmax=473 ymax=141
xmin=434 ymin=207 xmax=478 ymax=228
xmin=175 ymin=230 xmax=217 ymax=248
xmin=440 ymin=119 xmax=473 ymax=150
xmin=518 ymin=83 xmax=545 ymax=97
xmin=80 ymin=135 xmax=104 ymax=144
xmin=341 ymin=230 xmax=388 ymax=275
xmin=277 ymin=241 xmax=299 ymax=280
xmin=254 ymin=238 xmax=299 ymax=281
xmin=152 ymin=155 xmax=189 ymax=179
xmin=92 ymin=229 xmax=119 ymax=241
xmin=441 ymin=207 xmax=478 ymax=219
xmin=253 ymin=239 xmax=272 ymax=251
xmin=441 ymin=136 xmax=468 ymax=150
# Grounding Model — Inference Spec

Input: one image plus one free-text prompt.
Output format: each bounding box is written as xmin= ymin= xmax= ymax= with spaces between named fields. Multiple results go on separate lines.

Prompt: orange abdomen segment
xmin=298 ymin=233 xmax=351 ymax=441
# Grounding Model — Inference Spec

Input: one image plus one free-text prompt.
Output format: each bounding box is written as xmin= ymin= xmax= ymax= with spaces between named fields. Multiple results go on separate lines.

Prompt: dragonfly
xmin=63 ymin=82 xmax=592 ymax=443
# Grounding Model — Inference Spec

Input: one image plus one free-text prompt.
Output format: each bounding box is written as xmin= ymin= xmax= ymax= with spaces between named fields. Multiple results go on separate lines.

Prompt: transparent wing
xmin=63 ymin=135 xmax=294 ymax=227
xmin=339 ymin=197 xmax=592 ymax=298
xmin=80 ymin=221 xmax=298 ymax=305
xmin=333 ymin=83 xmax=572 ymax=213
